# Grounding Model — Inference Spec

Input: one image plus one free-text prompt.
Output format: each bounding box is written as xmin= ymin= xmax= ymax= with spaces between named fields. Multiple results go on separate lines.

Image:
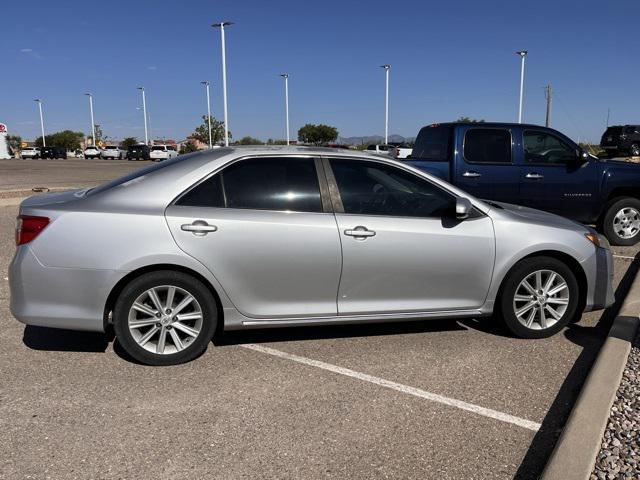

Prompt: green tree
xmin=455 ymin=116 xmax=485 ymax=123
xmin=6 ymin=135 xmax=22 ymax=155
xmin=179 ymin=141 xmax=199 ymax=154
xmin=120 ymin=137 xmax=138 ymax=149
xmin=235 ymin=136 xmax=263 ymax=145
xmin=35 ymin=130 xmax=84 ymax=150
xmin=297 ymin=124 xmax=338 ymax=145
xmin=191 ymin=115 xmax=229 ymax=145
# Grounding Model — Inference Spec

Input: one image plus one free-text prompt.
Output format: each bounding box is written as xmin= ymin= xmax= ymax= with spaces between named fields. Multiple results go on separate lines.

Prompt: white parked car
xmin=389 ymin=144 xmax=413 ymax=159
xmin=101 ymin=146 xmax=125 ymax=160
xmin=150 ymin=145 xmax=179 ymax=161
xmin=366 ymin=144 xmax=394 ymax=156
xmin=84 ymin=146 xmax=102 ymax=159
xmin=20 ymin=147 xmax=40 ymax=159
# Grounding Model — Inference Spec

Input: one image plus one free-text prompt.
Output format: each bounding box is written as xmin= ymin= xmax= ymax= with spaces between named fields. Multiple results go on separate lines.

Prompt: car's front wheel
xmin=499 ymin=257 xmax=579 ymax=339
xmin=113 ymin=271 xmax=217 ymax=365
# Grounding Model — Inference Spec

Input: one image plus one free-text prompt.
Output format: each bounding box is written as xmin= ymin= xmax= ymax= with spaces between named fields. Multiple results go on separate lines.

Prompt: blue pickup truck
xmin=406 ymin=122 xmax=640 ymax=245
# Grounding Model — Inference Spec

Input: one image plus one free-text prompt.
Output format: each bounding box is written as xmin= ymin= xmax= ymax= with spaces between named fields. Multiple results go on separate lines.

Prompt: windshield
xmin=105 ymin=146 xmax=117 ymax=150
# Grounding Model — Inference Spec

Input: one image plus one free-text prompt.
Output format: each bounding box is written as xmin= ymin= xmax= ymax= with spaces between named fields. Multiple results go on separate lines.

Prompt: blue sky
xmin=2 ymin=0 xmax=638 ymax=143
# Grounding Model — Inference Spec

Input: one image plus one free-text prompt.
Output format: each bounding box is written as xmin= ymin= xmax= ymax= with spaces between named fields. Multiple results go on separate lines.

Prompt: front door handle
xmin=462 ymin=171 xmax=482 ymax=178
xmin=525 ymin=172 xmax=544 ymax=180
xmin=344 ymin=226 xmax=376 ymax=239
xmin=181 ymin=220 xmax=218 ymax=236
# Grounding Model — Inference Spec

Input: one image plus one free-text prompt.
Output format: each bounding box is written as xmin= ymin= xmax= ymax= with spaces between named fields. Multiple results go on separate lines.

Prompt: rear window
xmin=604 ymin=127 xmax=623 ymax=136
xmin=105 ymin=146 xmax=117 ymax=150
xmin=412 ymin=126 xmax=451 ymax=161
xmin=152 ymin=146 xmax=166 ymax=151
xmin=464 ymin=129 xmax=512 ymax=164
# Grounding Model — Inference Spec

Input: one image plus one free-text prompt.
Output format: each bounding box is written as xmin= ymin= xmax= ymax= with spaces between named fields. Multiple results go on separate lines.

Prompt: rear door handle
xmin=525 ymin=172 xmax=544 ymax=179
xmin=344 ymin=226 xmax=376 ymax=238
xmin=181 ymin=220 xmax=218 ymax=236
xmin=462 ymin=171 xmax=482 ymax=178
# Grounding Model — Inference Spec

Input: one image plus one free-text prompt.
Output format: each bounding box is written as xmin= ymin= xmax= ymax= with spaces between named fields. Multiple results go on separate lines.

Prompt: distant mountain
xmin=338 ymin=134 xmax=413 ymax=145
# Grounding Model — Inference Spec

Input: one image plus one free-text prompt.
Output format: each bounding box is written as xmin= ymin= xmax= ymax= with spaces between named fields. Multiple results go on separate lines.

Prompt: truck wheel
xmin=499 ymin=256 xmax=579 ymax=339
xmin=631 ymin=144 xmax=640 ymax=157
xmin=603 ymin=197 xmax=640 ymax=246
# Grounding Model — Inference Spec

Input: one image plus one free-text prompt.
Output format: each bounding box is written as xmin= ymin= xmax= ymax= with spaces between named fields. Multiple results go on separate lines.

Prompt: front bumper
xmin=584 ymin=245 xmax=615 ymax=311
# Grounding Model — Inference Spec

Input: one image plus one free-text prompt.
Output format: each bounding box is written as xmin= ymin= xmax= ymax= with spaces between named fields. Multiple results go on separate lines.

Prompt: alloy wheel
xmin=127 ymin=285 xmax=203 ymax=355
xmin=613 ymin=207 xmax=640 ymax=239
xmin=513 ymin=269 xmax=569 ymax=330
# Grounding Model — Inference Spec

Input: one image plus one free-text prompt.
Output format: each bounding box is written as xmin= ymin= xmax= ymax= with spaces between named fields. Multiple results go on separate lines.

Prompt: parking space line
xmin=613 ymin=254 xmax=636 ymax=260
xmin=241 ymin=343 xmax=541 ymax=432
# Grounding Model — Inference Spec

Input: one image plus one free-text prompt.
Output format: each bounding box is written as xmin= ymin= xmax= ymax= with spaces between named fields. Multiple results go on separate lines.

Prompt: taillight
xmin=16 ymin=215 xmax=50 ymax=246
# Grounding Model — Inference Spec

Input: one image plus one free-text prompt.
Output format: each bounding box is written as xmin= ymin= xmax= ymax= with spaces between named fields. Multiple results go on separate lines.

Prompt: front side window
xmin=625 ymin=126 xmax=638 ymax=135
xmin=177 ymin=157 xmax=322 ymax=213
xmin=523 ymin=131 xmax=576 ymax=165
xmin=463 ymin=128 xmax=512 ymax=164
xmin=330 ymin=158 xmax=454 ymax=217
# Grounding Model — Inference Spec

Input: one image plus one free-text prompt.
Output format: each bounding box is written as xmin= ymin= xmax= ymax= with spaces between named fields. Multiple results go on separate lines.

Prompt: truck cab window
xmin=463 ymin=129 xmax=512 ymax=164
xmin=523 ymin=131 xmax=576 ymax=165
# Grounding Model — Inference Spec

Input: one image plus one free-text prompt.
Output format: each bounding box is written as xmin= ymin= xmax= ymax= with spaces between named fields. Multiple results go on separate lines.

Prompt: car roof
xmin=423 ymin=121 xmax=558 ymax=129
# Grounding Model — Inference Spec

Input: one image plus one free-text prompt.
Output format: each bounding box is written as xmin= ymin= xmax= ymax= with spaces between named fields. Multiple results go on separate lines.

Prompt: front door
xmin=326 ymin=157 xmax=495 ymax=315
xmin=518 ymin=129 xmax=599 ymax=221
xmin=165 ymin=156 xmax=342 ymax=319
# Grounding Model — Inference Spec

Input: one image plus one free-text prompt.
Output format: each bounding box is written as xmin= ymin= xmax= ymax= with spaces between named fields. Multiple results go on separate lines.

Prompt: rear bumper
xmin=9 ymin=246 xmax=124 ymax=332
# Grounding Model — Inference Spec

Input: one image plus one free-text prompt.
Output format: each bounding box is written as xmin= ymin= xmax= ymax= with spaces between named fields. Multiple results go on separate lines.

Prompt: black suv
xmin=127 ymin=144 xmax=151 ymax=161
xmin=39 ymin=146 xmax=67 ymax=159
xmin=600 ymin=125 xmax=640 ymax=157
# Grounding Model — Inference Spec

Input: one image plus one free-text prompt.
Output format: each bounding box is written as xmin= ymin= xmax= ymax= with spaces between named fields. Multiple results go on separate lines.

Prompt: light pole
xmin=137 ymin=86 xmax=149 ymax=145
xmin=280 ymin=73 xmax=290 ymax=145
xmin=85 ymin=93 xmax=96 ymax=145
xmin=516 ymin=51 xmax=528 ymax=124
xmin=380 ymin=65 xmax=390 ymax=144
xmin=212 ymin=21 xmax=233 ymax=147
xmin=34 ymin=99 xmax=46 ymax=146
xmin=201 ymin=81 xmax=213 ymax=148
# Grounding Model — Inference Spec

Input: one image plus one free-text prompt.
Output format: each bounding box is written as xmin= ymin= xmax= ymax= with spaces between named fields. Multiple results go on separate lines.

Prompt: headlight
xmin=584 ymin=233 xmax=609 ymax=248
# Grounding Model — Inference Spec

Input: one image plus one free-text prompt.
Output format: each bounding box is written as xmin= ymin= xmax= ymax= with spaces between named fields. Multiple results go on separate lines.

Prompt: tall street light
xmin=280 ymin=73 xmax=290 ymax=145
xmin=380 ymin=65 xmax=390 ymax=144
xmin=34 ymin=99 xmax=46 ymax=146
xmin=137 ymin=86 xmax=149 ymax=145
xmin=201 ymin=81 xmax=213 ymax=148
xmin=516 ymin=51 xmax=528 ymax=124
xmin=85 ymin=93 xmax=96 ymax=146
xmin=212 ymin=21 xmax=233 ymax=147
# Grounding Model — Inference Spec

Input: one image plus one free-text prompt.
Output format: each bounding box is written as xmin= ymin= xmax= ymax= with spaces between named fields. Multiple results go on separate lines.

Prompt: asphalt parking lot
xmin=1 ymin=159 xmax=639 ymax=479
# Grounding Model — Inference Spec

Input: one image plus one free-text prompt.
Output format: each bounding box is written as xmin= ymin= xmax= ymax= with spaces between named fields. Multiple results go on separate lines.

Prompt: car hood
xmin=20 ymin=188 xmax=86 ymax=207
xmin=488 ymin=201 xmax=588 ymax=233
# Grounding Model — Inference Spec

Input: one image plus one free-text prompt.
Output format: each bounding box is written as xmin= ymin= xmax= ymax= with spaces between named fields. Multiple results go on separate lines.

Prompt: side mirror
xmin=455 ymin=197 xmax=472 ymax=220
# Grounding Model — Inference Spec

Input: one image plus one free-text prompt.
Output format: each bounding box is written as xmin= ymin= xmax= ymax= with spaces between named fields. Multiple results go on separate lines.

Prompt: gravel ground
xmin=591 ymin=325 xmax=640 ymax=480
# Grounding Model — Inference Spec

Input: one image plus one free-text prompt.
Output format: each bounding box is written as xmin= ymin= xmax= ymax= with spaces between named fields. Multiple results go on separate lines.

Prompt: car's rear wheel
xmin=603 ymin=197 xmax=640 ymax=246
xmin=630 ymin=144 xmax=640 ymax=157
xmin=113 ymin=271 xmax=217 ymax=365
xmin=499 ymin=257 xmax=579 ymax=339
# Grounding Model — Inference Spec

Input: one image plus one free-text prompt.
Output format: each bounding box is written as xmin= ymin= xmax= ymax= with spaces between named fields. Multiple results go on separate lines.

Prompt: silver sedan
xmin=10 ymin=147 xmax=614 ymax=365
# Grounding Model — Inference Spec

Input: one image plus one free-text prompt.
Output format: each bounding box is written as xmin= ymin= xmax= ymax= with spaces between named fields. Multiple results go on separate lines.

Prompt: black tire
xmin=499 ymin=256 xmax=579 ymax=339
xmin=113 ymin=270 xmax=217 ymax=366
xmin=630 ymin=144 xmax=640 ymax=157
xmin=603 ymin=197 xmax=640 ymax=246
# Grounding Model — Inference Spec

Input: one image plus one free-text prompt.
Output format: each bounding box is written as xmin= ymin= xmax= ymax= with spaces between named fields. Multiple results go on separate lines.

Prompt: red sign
xmin=0 ymin=124 xmax=6 ymax=133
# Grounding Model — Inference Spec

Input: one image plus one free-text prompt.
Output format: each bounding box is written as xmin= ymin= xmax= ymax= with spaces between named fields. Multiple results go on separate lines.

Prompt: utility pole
xmin=212 ymin=21 xmax=233 ymax=147
xmin=516 ymin=51 xmax=528 ymax=123
xmin=544 ymin=84 xmax=552 ymax=128
xmin=85 ymin=93 xmax=96 ymax=145
xmin=380 ymin=64 xmax=390 ymax=144
xmin=34 ymin=99 xmax=46 ymax=146
xmin=280 ymin=73 xmax=290 ymax=145
xmin=606 ymin=108 xmax=610 ymax=128
xmin=201 ymin=81 xmax=213 ymax=148
xmin=137 ymin=87 xmax=148 ymax=145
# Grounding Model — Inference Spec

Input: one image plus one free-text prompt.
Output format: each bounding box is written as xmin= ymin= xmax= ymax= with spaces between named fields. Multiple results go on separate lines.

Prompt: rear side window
xmin=625 ymin=126 xmax=638 ymax=134
xmin=463 ymin=129 xmax=512 ymax=164
xmin=177 ymin=157 xmax=322 ymax=213
xmin=412 ymin=126 xmax=451 ymax=161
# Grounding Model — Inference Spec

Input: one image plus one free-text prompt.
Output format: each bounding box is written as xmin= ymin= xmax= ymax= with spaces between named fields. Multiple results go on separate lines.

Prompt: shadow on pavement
xmin=216 ymin=317 xmax=467 ymax=346
xmin=22 ymin=325 xmax=112 ymax=353
xmin=513 ymin=253 xmax=640 ymax=480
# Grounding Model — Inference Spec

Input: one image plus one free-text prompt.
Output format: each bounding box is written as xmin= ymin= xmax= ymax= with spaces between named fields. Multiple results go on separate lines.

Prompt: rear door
xmin=165 ymin=155 xmax=342 ymax=319
xmin=325 ymin=157 xmax=495 ymax=315
xmin=453 ymin=126 xmax=520 ymax=202
xmin=518 ymin=129 xmax=599 ymax=221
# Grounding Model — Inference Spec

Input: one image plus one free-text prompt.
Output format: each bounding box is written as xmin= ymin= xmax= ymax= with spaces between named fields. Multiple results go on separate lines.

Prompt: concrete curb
xmin=541 ymin=270 xmax=640 ymax=480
